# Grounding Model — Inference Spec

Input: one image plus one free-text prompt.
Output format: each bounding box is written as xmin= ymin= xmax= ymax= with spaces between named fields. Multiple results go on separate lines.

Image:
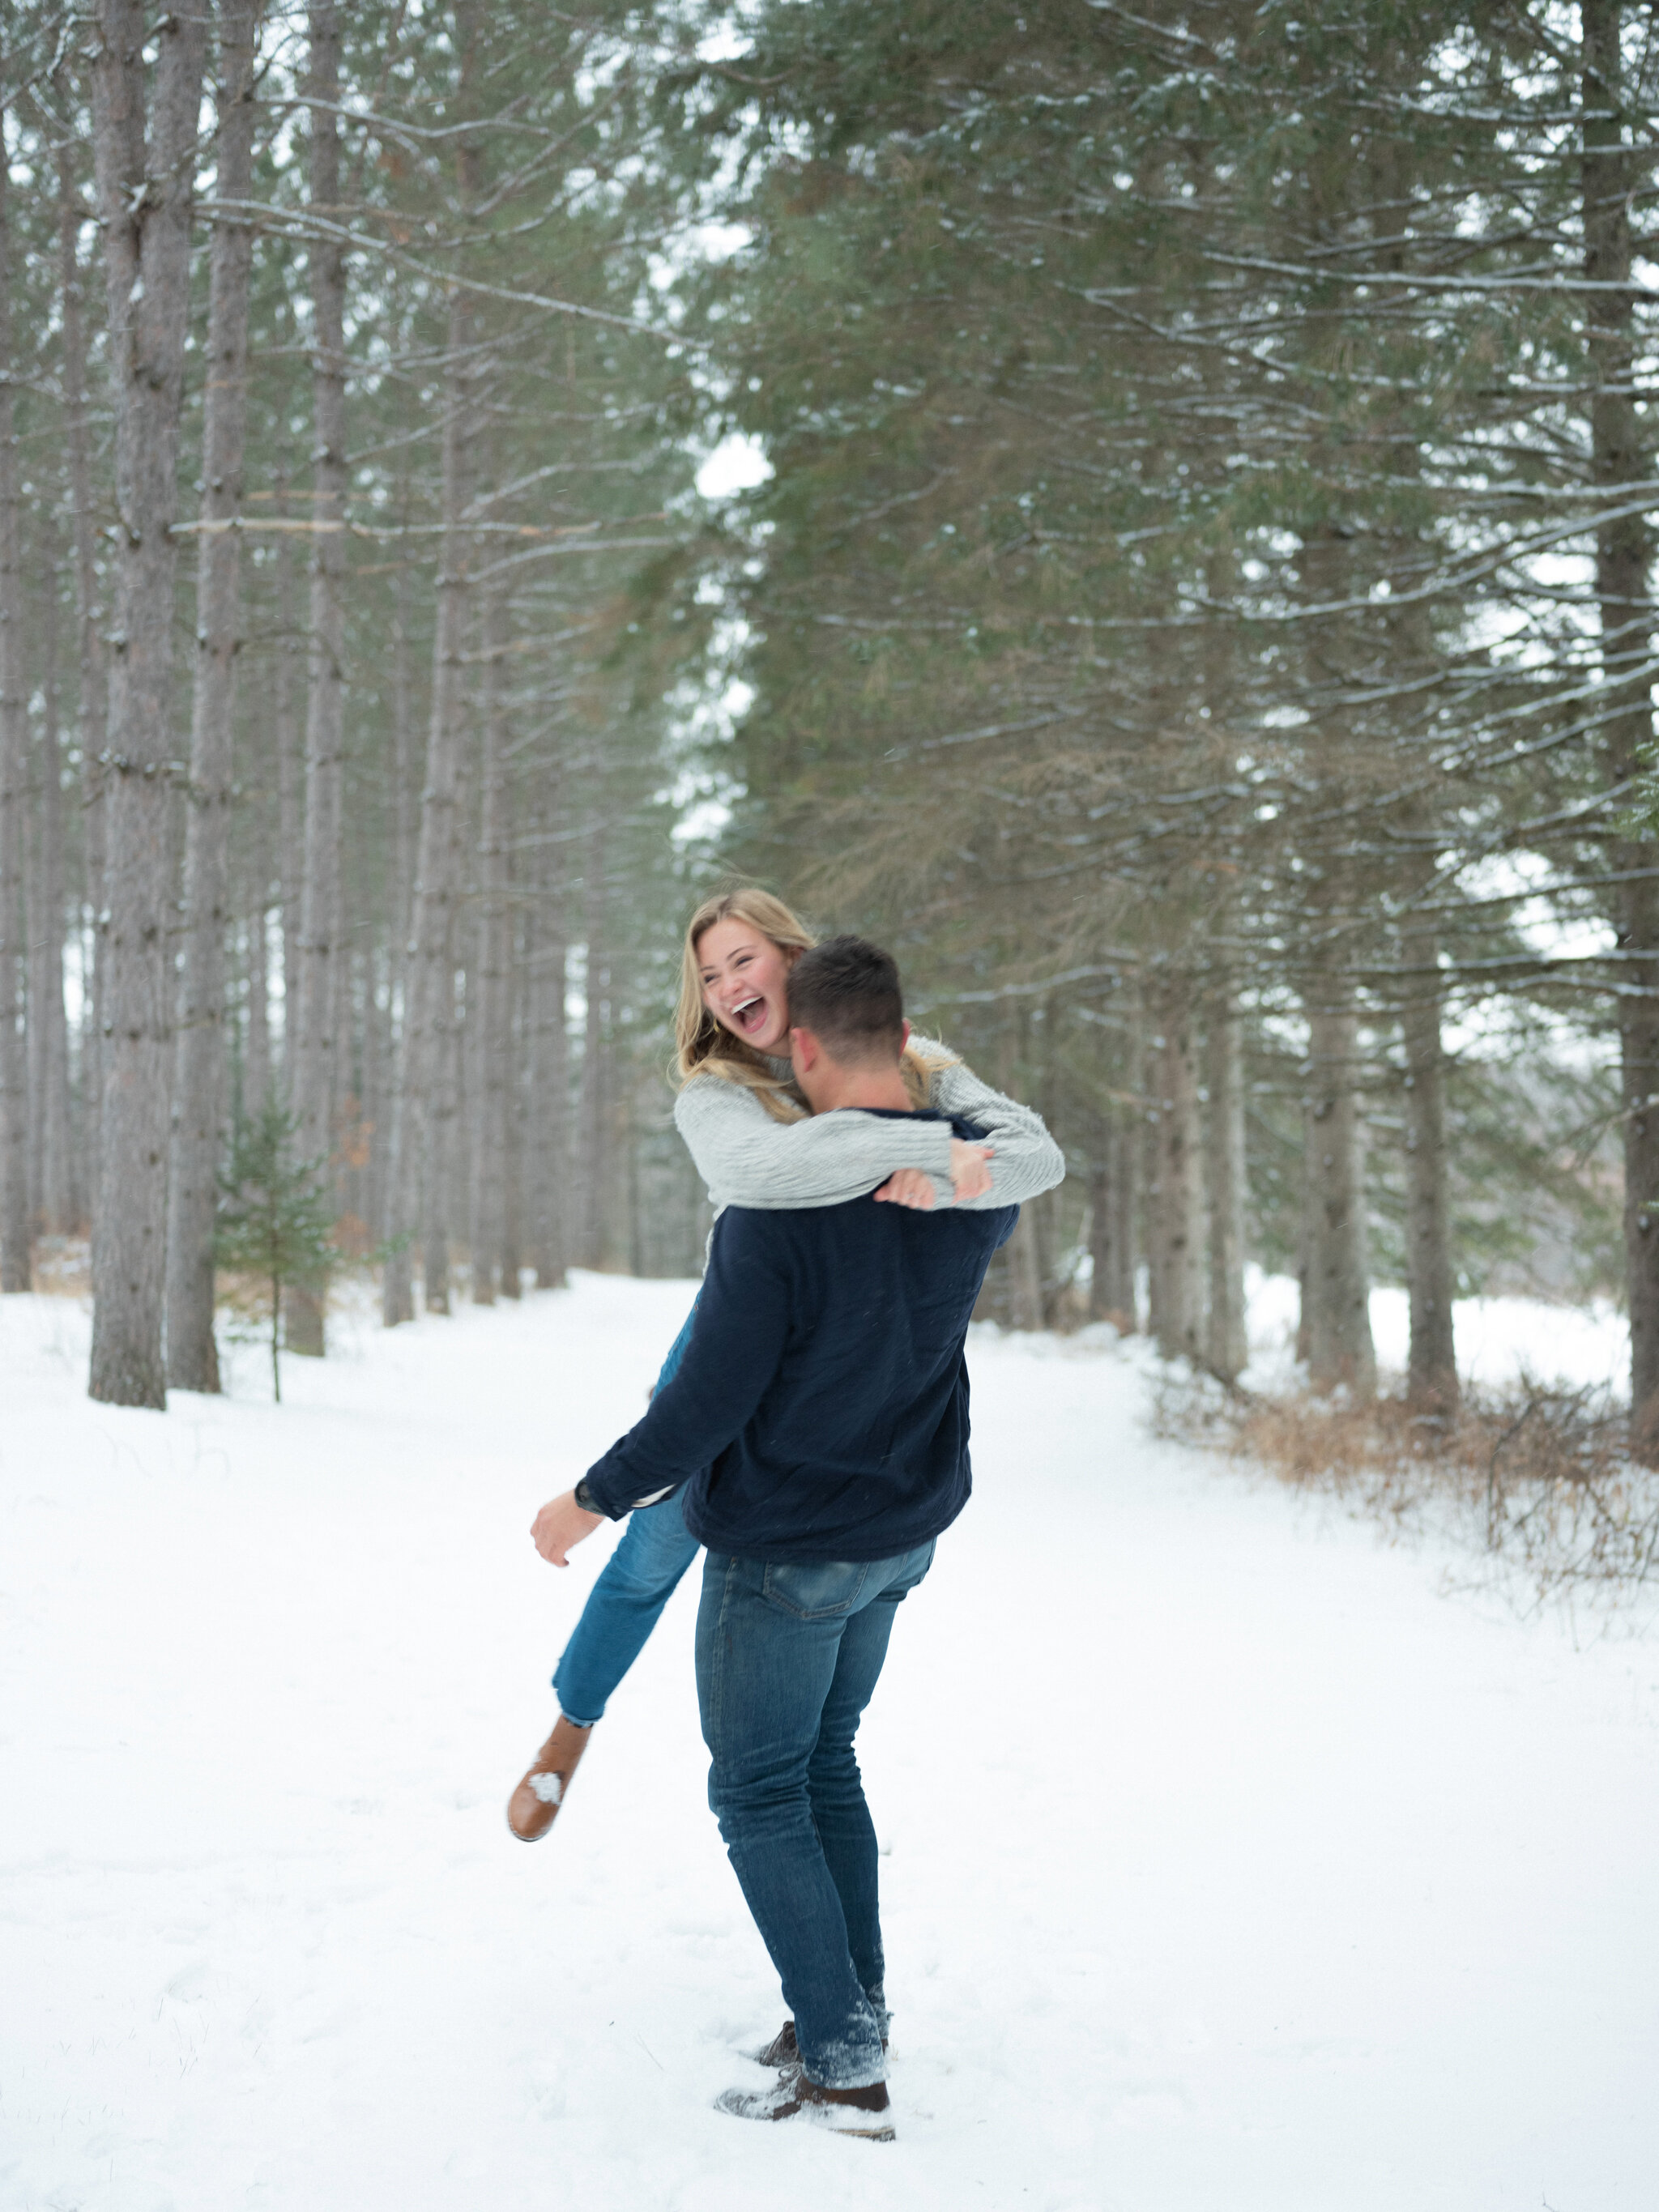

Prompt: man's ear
xmin=790 ymin=1025 xmax=819 ymax=1074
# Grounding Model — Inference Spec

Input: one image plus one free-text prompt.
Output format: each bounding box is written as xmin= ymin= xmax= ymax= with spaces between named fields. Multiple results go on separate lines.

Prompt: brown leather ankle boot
xmin=716 ymin=2068 xmax=893 ymax=2141
xmin=506 ymin=1715 xmax=593 ymax=1841
xmin=753 ymin=2017 xmax=887 ymax=2066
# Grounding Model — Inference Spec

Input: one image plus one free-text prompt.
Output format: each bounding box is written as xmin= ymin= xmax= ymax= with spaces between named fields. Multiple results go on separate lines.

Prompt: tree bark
xmin=1008 ymin=1203 xmax=1045 ymax=1330
xmin=275 ymin=503 xmax=302 ymax=1070
xmin=1303 ymin=990 xmax=1376 ymax=1399
xmin=285 ymin=0 xmax=349 ymax=1358
xmin=527 ymin=847 xmax=569 ymax=1291
xmin=0 ymin=130 xmax=32 ymax=1290
xmin=1112 ymin=989 xmax=1143 ymax=1327
xmin=1085 ymin=1127 xmax=1115 ymax=1324
xmin=384 ymin=286 xmax=476 ymax=1322
xmin=1204 ymin=982 xmax=1248 ymax=1382
xmin=88 ymin=2 xmax=210 ymax=1404
xmin=166 ymin=0 xmax=262 ymax=1392
xmin=1148 ymin=972 xmax=1204 ymax=1362
xmin=373 ymin=552 xmax=417 ymax=1315
xmin=1580 ymin=0 xmax=1659 ymax=1458
xmin=58 ymin=131 xmax=107 ymax=1221
xmin=1084 ymin=1008 xmax=1128 ymax=1326
xmin=468 ymin=589 xmax=508 ymax=1303
xmin=497 ymin=897 xmax=524 ymax=1298
xmin=574 ymin=817 xmax=608 ymax=1268
xmin=29 ymin=565 xmax=75 ymax=1238
xmin=243 ymin=698 xmax=274 ymax=1115
xmin=1401 ymin=931 xmax=1457 ymax=1418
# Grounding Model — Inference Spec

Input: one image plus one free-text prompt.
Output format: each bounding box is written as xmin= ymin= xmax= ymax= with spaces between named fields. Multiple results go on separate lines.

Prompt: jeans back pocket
xmin=761 ymin=1558 xmax=873 ymax=1620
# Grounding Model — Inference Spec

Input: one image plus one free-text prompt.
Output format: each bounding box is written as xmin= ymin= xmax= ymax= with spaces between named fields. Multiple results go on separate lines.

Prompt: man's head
xmin=787 ymin=936 xmax=910 ymax=1110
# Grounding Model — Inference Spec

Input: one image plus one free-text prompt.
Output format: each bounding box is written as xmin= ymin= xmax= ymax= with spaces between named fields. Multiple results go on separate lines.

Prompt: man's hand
xmin=531 ymin=1490 xmax=603 ymax=1566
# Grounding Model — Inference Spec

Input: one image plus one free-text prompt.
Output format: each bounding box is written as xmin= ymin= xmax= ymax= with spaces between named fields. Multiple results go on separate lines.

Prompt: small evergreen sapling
xmin=215 ymin=1098 xmax=335 ymax=1402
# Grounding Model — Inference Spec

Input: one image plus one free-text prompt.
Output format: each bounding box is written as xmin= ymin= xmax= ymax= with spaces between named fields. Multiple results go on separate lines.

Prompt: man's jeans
xmin=552 ymin=1303 xmax=701 ymax=1726
xmin=695 ymin=1540 xmax=936 ymax=2091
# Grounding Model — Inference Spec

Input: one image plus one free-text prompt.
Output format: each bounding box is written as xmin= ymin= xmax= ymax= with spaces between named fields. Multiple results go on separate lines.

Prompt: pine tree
xmin=215 ymin=1096 xmax=335 ymax=1403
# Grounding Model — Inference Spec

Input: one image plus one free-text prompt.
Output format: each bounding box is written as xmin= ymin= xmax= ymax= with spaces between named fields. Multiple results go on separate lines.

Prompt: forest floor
xmin=2 ymin=1274 xmax=1655 ymax=2212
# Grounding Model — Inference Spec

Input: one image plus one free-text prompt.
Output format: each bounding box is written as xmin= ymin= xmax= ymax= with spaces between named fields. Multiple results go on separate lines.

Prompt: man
xmin=530 ymin=937 xmax=1030 ymax=2141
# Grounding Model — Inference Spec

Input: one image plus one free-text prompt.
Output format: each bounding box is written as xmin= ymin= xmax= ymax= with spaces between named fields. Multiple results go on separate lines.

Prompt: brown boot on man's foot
xmin=506 ymin=1715 xmax=593 ymax=1840
xmin=716 ymin=2067 xmax=893 ymax=2142
xmin=752 ymin=2018 xmax=886 ymax=2066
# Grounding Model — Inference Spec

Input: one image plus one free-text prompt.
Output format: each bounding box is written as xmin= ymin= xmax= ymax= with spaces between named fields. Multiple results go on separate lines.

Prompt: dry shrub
xmin=1156 ymin=1368 xmax=1659 ymax=1605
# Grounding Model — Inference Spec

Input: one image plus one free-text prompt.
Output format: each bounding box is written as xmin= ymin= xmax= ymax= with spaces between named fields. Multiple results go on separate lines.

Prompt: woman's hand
xmin=948 ymin=1138 xmax=994 ymax=1202
xmin=873 ymin=1140 xmax=994 ymax=1210
xmin=873 ymin=1167 xmax=937 ymax=1210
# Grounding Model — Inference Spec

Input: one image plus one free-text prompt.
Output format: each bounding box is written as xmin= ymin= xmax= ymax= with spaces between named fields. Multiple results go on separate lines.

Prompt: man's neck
xmin=807 ymin=1062 xmax=914 ymax=1115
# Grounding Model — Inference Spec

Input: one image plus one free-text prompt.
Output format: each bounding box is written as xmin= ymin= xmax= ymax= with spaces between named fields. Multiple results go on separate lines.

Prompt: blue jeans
xmin=694 ymin=1541 xmax=936 ymax=2091
xmin=552 ymin=1302 xmax=702 ymax=1726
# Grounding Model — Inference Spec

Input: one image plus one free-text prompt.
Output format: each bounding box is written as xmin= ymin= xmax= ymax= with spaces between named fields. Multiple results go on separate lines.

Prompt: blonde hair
xmin=673 ymin=885 xmax=953 ymax=1122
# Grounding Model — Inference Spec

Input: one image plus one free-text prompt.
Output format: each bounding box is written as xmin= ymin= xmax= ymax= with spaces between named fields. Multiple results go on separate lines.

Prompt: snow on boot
xmin=715 ymin=2067 xmax=894 ymax=2142
xmin=506 ymin=1715 xmax=593 ymax=1841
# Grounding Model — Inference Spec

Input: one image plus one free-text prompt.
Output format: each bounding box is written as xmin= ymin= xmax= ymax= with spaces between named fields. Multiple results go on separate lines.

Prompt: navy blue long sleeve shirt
xmin=581 ymin=1110 xmax=1018 ymax=1563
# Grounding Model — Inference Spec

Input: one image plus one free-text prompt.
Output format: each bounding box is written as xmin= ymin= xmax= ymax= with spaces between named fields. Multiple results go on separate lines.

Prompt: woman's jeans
xmin=695 ymin=1541 xmax=936 ymax=2091
xmin=552 ymin=1302 xmax=701 ymax=1727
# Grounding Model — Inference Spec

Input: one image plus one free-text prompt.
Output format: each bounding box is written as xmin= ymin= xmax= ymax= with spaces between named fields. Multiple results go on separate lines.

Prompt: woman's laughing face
xmin=697 ymin=918 xmax=799 ymax=1055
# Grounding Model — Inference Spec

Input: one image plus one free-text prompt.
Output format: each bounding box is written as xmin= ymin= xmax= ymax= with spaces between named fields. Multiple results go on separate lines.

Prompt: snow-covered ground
xmin=3 ymin=1276 xmax=1656 ymax=2212
xmin=1243 ymin=1268 xmax=1630 ymax=1396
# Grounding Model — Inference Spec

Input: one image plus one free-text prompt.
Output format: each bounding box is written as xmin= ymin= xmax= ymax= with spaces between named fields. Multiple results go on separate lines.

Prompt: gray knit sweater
xmin=672 ymin=1053 xmax=1065 ymax=1215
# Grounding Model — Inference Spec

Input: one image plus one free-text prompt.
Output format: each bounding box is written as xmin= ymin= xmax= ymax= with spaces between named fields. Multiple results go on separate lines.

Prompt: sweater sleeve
xmin=673 ymin=1072 xmax=953 ymax=1212
xmin=581 ymin=1211 xmax=792 ymax=1516
xmin=928 ymin=1059 xmax=1067 ymax=1208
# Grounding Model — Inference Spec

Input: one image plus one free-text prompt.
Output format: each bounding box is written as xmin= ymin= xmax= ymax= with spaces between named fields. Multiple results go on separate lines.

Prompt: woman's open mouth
xmin=731 ymin=994 xmax=770 ymax=1037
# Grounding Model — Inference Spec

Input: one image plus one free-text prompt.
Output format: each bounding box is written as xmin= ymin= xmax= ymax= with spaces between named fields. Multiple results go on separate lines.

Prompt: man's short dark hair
xmin=787 ymin=936 xmax=905 ymax=1065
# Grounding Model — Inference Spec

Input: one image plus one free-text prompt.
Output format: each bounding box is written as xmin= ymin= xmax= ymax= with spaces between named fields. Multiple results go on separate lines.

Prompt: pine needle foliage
xmin=215 ymin=1097 xmax=336 ymax=1404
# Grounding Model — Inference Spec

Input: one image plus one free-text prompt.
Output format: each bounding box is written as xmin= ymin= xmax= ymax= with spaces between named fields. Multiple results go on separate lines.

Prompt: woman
xmin=507 ymin=887 xmax=1064 ymax=1839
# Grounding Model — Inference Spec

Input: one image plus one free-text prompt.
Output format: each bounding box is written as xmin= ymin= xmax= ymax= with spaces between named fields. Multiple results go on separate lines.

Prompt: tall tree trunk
xmin=1085 ymin=1088 xmax=1115 ymax=1326
xmin=1401 ymin=919 xmax=1457 ymax=1418
xmin=1581 ymin=0 xmax=1659 ymax=1459
xmin=166 ymin=0 xmax=262 ymax=1392
xmin=1084 ymin=1004 xmax=1122 ymax=1325
xmin=468 ymin=590 xmax=508 ymax=1303
xmin=0 ymin=130 xmax=32 ymax=1291
xmin=1008 ymin=1204 xmax=1044 ymax=1331
xmin=497 ymin=899 xmax=524 ymax=1299
xmin=243 ymin=713 xmax=274 ymax=1114
xmin=58 ymin=130 xmax=107 ymax=1225
xmin=574 ymin=817 xmax=608 ymax=1268
xmin=425 ymin=962 xmax=462 ymax=1311
xmin=373 ymin=552 xmax=417 ymax=1313
xmin=1204 ymin=980 xmax=1248 ymax=1382
xmin=527 ymin=846 xmax=569 ymax=1291
xmin=384 ymin=284 xmax=476 ymax=1323
xmin=286 ymin=0 xmax=348 ymax=1359
xmin=30 ymin=565 xmax=74 ymax=1238
xmin=1303 ymin=987 xmax=1376 ymax=1399
xmin=245 ymin=915 xmax=271 ymax=1111
xmin=88 ymin=3 xmax=210 ymax=1404
xmin=1148 ymin=970 xmax=1204 ymax=1362
xmin=1107 ymin=1112 xmax=1139 ymax=1325
xmin=1112 ymin=987 xmax=1143 ymax=1327
xmin=275 ymin=502 xmax=302 ymax=1071
xmin=1294 ymin=1120 xmax=1310 ymax=1367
